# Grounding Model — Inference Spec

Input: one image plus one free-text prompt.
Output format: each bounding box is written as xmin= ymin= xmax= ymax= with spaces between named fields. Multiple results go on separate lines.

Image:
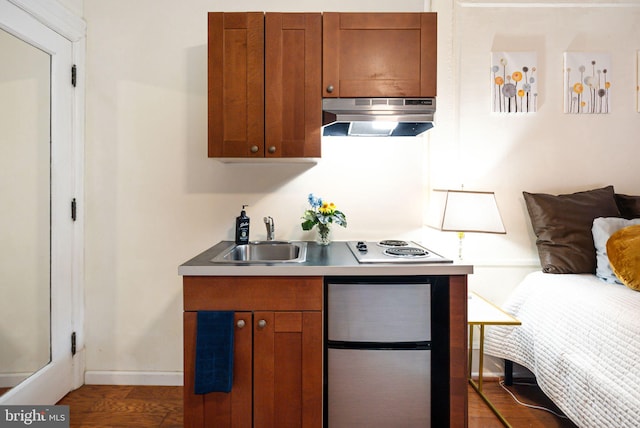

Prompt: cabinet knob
xmin=250 ymin=145 xmax=259 ymax=153
xmin=326 ymin=85 xmax=334 ymax=94
xmin=237 ymin=320 xmax=246 ymax=329
xmin=258 ymin=319 xmax=267 ymax=329
xmin=268 ymin=146 xmax=276 ymax=154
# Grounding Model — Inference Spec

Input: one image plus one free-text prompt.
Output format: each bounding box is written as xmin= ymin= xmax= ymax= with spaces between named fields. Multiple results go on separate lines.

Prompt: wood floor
xmin=468 ymin=380 xmax=578 ymax=428
xmin=56 ymin=380 xmax=577 ymax=427
xmin=57 ymin=385 xmax=183 ymax=427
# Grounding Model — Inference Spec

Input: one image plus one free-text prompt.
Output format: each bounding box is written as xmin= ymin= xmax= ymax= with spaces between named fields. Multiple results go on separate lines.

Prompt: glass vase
xmin=316 ymin=223 xmax=332 ymax=246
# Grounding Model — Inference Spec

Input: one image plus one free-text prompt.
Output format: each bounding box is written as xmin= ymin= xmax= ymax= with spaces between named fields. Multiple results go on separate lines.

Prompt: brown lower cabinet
xmin=183 ymin=276 xmax=323 ymax=428
xmin=183 ymin=275 xmax=467 ymax=427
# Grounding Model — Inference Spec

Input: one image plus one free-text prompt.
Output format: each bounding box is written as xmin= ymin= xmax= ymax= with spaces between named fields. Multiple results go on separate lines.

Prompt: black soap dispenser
xmin=235 ymin=205 xmax=250 ymax=245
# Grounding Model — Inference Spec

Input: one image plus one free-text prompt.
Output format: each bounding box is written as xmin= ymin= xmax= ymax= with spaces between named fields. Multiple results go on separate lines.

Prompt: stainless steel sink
xmin=210 ymin=241 xmax=307 ymax=263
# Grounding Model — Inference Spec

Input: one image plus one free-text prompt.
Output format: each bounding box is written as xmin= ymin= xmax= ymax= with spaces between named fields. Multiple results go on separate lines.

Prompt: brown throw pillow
xmin=607 ymin=224 xmax=640 ymax=291
xmin=615 ymin=194 xmax=640 ymax=219
xmin=523 ymin=186 xmax=620 ymax=274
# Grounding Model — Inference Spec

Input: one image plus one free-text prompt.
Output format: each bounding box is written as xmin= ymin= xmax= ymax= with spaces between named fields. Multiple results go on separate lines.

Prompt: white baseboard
xmin=84 ymin=371 xmax=183 ymax=386
xmin=0 ymin=372 xmax=32 ymax=388
xmin=83 ymin=358 xmax=530 ymax=387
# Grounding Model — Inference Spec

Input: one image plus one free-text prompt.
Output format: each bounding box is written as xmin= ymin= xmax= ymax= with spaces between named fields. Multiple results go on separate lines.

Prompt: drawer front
xmin=183 ymin=276 xmax=322 ymax=311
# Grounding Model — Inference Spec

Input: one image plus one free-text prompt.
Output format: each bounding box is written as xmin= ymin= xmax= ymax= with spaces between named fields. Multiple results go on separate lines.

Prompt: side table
xmin=468 ymin=291 xmax=521 ymax=427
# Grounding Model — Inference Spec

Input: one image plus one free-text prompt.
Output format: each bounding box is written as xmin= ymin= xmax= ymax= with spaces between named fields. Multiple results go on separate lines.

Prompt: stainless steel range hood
xmin=322 ymin=97 xmax=436 ymax=137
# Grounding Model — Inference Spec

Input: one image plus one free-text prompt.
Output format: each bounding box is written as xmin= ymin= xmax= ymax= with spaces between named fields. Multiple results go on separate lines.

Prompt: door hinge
xmin=71 ymin=332 xmax=77 ymax=356
xmin=71 ymin=198 xmax=77 ymax=221
xmin=71 ymin=64 xmax=77 ymax=87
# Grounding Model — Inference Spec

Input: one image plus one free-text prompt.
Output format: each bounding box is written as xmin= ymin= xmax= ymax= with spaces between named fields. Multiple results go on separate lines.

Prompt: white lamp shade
xmin=428 ymin=189 xmax=506 ymax=234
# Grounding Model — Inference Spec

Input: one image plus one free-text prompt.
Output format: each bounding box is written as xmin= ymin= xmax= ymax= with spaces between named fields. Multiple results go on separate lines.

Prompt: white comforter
xmin=484 ymin=271 xmax=640 ymax=428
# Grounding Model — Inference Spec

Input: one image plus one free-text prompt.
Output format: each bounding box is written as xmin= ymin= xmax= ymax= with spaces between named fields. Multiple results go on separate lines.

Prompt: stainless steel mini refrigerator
xmin=326 ymin=276 xmax=448 ymax=428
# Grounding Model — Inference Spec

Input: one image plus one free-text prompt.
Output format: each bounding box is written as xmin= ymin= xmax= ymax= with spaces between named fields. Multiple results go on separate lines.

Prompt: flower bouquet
xmin=301 ymin=193 xmax=347 ymax=245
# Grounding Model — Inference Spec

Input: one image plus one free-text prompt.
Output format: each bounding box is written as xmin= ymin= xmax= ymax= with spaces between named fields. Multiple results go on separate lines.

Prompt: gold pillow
xmin=607 ymin=224 xmax=640 ymax=291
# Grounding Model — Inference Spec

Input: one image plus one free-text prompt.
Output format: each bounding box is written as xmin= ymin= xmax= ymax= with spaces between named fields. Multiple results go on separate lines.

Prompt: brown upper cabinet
xmin=208 ymin=12 xmax=321 ymax=158
xmin=322 ymin=12 xmax=437 ymax=98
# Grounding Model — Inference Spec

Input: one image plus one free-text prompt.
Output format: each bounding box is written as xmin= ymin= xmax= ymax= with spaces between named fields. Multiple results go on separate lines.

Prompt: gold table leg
xmin=469 ymin=323 xmax=513 ymax=428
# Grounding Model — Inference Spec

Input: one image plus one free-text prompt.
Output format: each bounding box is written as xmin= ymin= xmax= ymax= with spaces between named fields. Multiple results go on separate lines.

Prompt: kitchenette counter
xmin=181 ymin=239 xmax=470 ymax=427
xmin=178 ymin=240 xmax=473 ymax=276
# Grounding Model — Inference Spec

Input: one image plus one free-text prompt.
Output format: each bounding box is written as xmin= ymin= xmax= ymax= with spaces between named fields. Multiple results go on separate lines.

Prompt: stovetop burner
xmin=384 ymin=247 xmax=429 ymax=258
xmin=346 ymin=240 xmax=452 ymax=264
xmin=378 ymin=240 xmax=409 ymax=248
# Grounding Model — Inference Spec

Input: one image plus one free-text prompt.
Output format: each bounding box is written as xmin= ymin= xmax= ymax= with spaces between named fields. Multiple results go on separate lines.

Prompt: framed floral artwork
xmin=564 ymin=52 xmax=611 ymax=114
xmin=491 ymin=52 xmax=538 ymax=113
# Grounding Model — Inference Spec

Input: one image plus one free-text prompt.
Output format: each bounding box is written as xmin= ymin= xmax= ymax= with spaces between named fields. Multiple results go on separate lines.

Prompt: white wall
xmin=82 ymin=0 xmax=429 ymax=382
xmin=426 ymin=0 xmax=640 ymax=303
xmin=81 ymin=0 xmax=640 ymax=380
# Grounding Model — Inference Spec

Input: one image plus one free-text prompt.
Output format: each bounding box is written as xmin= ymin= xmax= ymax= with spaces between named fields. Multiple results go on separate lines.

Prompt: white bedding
xmin=484 ymin=271 xmax=640 ymax=428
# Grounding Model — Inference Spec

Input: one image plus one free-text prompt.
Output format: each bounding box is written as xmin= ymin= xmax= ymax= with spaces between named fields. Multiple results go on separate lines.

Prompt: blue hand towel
xmin=195 ymin=311 xmax=235 ymax=394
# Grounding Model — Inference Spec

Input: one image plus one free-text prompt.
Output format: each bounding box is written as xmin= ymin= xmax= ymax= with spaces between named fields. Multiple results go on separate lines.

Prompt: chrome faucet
xmin=263 ymin=216 xmax=275 ymax=241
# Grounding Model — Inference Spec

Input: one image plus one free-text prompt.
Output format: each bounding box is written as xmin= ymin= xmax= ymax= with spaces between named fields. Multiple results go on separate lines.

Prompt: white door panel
xmin=0 ymin=0 xmax=83 ymax=405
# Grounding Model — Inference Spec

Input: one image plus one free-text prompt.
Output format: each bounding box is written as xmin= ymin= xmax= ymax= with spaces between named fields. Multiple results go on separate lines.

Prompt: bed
xmin=483 ymin=186 xmax=640 ymax=428
xmin=484 ymin=271 xmax=640 ymax=427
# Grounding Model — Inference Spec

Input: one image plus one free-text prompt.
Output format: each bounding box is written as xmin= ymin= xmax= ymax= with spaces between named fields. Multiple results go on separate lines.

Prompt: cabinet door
xmin=183 ymin=311 xmax=252 ymax=428
xmin=253 ymin=311 xmax=322 ymax=428
xmin=208 ymin=12 xmax=264 ymax=157
xmin=265 ymin=13 xmax=321 ymax=158
xmin=323 ymin=13 xmax=437 ymax=98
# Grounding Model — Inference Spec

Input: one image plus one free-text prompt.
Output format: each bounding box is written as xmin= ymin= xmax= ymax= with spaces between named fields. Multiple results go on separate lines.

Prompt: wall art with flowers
xmin=563 ymin=52 xmax=611 ymax=114
xmin=491 ymin=52 xmax=538 ymax=113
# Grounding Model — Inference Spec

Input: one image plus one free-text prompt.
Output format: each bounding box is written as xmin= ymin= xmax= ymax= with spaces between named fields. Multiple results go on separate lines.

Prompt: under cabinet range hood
xmin=322 ymin=97 xmax=436 ymax=137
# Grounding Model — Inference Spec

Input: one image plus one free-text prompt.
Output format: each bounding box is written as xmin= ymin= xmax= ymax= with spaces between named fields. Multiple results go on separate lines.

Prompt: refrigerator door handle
xmin=327 ymin=340 xmax=431 ymax=350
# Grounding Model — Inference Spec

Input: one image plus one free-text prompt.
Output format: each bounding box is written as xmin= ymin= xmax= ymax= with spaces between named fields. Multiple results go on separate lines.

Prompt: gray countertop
xmin=179 ymin=241 xmax=473 ymax=276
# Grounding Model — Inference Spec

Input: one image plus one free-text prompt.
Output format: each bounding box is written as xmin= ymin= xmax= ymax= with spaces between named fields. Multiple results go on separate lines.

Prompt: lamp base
xmin=458 ymin=231 xmax=465 ymax=260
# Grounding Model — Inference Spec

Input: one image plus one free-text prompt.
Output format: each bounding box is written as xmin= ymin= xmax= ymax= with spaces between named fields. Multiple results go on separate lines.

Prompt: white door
xmin=0 ymin=0 xmax=83 ymax=404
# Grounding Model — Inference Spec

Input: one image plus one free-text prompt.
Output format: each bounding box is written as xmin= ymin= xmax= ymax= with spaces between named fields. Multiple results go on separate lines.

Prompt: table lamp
xmin=427 ymin=189 xmax=506 ymax=260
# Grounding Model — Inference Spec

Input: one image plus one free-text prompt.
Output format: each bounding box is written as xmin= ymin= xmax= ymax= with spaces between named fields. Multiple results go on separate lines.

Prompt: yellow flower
xmin=605 ymin=81 xmax=611 ymax=89
xmin=573 ymin=83 xmax=584 ymax=94
xmin=319 ymin=202 xmax=336 ymax=215
xmin=512 ymin=71 xmax=523 ymax=82
xmin=517 ymin=89 xmax=525 ymax=98
xmin=495 ymin=76 xmax=504 ymax=85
